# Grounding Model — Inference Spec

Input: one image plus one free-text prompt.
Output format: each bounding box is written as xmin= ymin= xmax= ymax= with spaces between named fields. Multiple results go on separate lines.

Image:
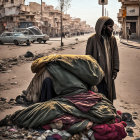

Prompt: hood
xmin=95 ymin=16 xmax=114 ymax=36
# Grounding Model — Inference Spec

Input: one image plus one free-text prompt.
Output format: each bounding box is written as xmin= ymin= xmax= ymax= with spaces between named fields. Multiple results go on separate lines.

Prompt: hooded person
xmin=86 ymin=16 xmax=120 ymax=103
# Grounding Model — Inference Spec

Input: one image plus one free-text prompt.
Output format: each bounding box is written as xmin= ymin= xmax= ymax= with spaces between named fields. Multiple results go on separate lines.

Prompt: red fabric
xmin=42 ymin=94 xmax=127 ymax=140
xmin=42 ymin=114 xmax=83 ymax=130
xmin=52 ymin=134 xmax=62 ymax=140
xmin=117 ymin=110 xmax=122 ymax=116
xmin=92 ymin=121 xmax=127 ymax=140
xmin=115 ymin=110 xmax=122 ymax=123
xmin=65 ymin=91 xmax=102 ymax=112
xmin=42 ymin=124 xmax=51 ymax=130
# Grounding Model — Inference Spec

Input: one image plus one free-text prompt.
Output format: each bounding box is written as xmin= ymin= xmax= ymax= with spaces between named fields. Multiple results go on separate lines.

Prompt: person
xmin=86 ymin=16 xmax=120 ymax=103
xmin=127 ymin=28 xmax=131 ymax=41
xmin=119 ymin=29 xmax=123 ymax=41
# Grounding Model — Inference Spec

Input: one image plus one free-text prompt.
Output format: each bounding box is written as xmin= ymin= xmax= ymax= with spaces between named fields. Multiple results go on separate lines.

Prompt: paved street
xmin=0 ymin=34 xmax=140 ymax=139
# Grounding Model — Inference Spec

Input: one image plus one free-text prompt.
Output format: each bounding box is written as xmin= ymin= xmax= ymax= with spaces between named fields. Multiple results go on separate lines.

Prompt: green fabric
xmin=56 ymin=58 xmax=104 ymax=86
xmin=46 ymin=63 xmax=88 ymax=96
xmin=11 ymin=94 xmax=117 ymax=133
xmin=68 ymin=120 xmax=90 ymax=134
xmin=89 ymin=96 xmax=117 ymax=123
xmin=46 ymin=55 xmax=104 ymax=96
xmin=9 ymin=55 xmax=116 ymax=134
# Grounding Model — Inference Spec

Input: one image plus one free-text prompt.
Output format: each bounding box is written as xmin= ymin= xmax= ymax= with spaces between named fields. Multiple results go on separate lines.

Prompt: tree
xmin=57 ymin=0 xmax=71 ymax=47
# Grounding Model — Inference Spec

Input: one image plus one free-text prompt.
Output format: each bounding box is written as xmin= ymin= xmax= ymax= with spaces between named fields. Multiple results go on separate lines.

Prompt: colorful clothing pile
xmin=0 ymin=55 xmax=127 ymax=140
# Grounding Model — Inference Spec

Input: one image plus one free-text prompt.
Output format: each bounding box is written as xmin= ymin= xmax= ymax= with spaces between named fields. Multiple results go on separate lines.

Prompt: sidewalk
xmin=120 ymin=38 xmax=140 ymax=48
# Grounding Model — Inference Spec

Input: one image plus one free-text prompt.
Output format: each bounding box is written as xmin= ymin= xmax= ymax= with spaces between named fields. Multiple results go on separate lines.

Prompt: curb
xmin=120 ymin=41 xmax=140 ymax=49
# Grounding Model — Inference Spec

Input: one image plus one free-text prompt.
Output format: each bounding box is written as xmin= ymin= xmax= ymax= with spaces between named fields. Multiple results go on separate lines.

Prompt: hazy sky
xmin=25 ymin=0 xmax=122 ymax=28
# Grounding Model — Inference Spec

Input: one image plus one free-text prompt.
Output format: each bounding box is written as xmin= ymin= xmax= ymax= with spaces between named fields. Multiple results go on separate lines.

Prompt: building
xmin=117 ymin=0 xmax=140 ymax=39
xmin=0 ymin=0 xmax=35 ymax=33
xmin=0 ymin=0 xmax=94 ymax=36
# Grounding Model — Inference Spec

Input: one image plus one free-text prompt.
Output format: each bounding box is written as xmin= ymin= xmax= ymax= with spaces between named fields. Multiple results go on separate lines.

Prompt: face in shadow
xmin=101 ymin=24 xmax=114 ymax=37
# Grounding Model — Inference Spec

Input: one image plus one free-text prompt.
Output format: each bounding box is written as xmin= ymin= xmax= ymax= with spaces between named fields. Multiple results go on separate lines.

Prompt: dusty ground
xmin=0 ymin=34 xmax=140 ymax=139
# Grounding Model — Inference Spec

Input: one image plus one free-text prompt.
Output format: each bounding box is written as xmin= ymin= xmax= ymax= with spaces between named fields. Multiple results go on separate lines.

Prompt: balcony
xmin=123 ymin=0 xmax=139 ymax=5
xmin=19 ymin=15 xmax=26 ymax=20
xmin=125 ymin=0 xmax=138 ymax=1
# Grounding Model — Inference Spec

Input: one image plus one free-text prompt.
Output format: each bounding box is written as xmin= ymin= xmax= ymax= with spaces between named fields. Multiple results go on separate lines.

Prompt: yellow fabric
xmin=31 ymin=54 xmax=102 ymax=73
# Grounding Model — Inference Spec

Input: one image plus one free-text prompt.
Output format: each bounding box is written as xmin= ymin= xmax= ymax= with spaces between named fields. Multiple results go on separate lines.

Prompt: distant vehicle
xmin=14 ymin=26 xmax=49 ymax=44
xmin=0 ymin=32 xmax=33 ymax=46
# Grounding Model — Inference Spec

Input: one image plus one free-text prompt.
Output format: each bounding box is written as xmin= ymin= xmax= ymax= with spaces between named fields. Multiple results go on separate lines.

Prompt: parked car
xmin=14 ymin=26 xmax=49 ymax=44
xmin=0 ymin=32 xmax=33 ymax=46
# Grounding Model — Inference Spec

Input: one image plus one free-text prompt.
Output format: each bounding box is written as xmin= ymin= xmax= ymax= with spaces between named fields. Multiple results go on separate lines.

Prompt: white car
xmin=0 ymin=32 xmax=33 ymax=46
xmin=27 ymin=26 xmax=49 ymax=43
xmin=14 ymin=26 xmax=49 ymax=44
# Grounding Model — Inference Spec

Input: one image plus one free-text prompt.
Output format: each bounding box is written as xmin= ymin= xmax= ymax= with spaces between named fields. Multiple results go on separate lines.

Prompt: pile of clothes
xmin=0 ymin=54 xmax=127 ymax=140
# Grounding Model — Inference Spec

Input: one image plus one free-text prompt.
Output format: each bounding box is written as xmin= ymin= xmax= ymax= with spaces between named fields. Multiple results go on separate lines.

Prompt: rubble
xmin=0 ymin=126 xmax=73 ymax=140
xmin=0 ymin=97 xmax=17 ymax=111
xmin=0 ymin=41 xmax=85 ymax=73
xmin=24 ymin=51 xmax=34 ymax=58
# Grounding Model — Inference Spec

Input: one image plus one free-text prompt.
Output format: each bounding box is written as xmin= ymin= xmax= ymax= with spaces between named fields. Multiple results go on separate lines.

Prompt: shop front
xmin=125 ymin=5 xmax=140 ymax=39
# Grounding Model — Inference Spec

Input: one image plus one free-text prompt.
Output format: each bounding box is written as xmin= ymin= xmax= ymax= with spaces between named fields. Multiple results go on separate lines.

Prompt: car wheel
xmin=43 ymin=40 xmax=46 ymax=43
xmin=14 ymin=40 xmax=19 ymax=45
xmin=26 ymin=42 xmax=31 ymax=46
xmin=37 ymin=38 xmax=42 ymax=44
xmin=0 ymin=40 xmax=3 ymax=45
xmin=31 ymin=40 xmax=35 ymax=43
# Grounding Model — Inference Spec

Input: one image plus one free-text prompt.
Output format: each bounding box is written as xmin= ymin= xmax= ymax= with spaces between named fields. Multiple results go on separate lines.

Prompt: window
xmin=11 ymin=0 xmax=14 ymax=3
xmin=10 ymin=17 xmax=13 ymax=20
xmin=5 ymin=0 xmax=8 ymax=2
xmin=28 ymin=27 xmax=42 ymax=35
xmin=2 ymin=33 xmax=6 ymax=36
xmin=6 ymin=33 xmax=12 ymax=36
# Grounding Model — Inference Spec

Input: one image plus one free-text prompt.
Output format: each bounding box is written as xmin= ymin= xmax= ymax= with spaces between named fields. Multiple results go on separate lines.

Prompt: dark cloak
xmin=86 ymin=16 xmax=120 ymax=102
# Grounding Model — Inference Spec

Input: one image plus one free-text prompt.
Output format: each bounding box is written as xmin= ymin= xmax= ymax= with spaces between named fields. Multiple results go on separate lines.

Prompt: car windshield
xmin=28 ymin=27 xmax=42 ymax=35
xmin=13 ymin=33 xmax=24 ymax=36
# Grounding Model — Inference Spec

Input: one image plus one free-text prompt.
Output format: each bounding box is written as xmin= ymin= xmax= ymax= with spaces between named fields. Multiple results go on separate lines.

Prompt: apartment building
xmin=0 ymin=0 xmax=94 ymax=36
xmin=0 ymin=0 xmax=36 ymax=33
xmin=117 ymin=0 xmax=140 ymax=39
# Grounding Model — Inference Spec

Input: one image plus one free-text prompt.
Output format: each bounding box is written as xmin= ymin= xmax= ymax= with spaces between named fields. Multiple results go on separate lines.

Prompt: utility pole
xmin=98 ymin=0 xmax=108 ymax=16
xmin=41 ymin=0 xmax=42 ymax=31
xmin=58 ymin=0 xmax=71 ymax=47
xmin=60 ymin=0 xmax=64 ymax=47
xmin=102 ymin=4 xmax=104 ymax=16
xmin=138 ymin=0 xmax=140 ymax=39
xmin=61 ymin=6 xmax=63 ymax=47
xmin=105 ymin=8 xmax=106 ymax=16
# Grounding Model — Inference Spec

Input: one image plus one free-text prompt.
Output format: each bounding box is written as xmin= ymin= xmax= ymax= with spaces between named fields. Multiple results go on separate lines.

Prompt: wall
xmin=5 ymin=7 xmax=19 ymax=16
xmin=29 ymin=2 xmax=41 ymax=13
xmin=4 ymin=0 xmax=24 ymax=8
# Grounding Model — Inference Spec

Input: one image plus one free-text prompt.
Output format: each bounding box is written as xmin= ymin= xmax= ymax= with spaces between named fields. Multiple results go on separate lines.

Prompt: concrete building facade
xmin=117 ymin=0 xmax=140 ymax=39
xmin=0 ymin=0 xmax=35 ymax=33
xmin=0 ymin=0 xmax=94 ymax=36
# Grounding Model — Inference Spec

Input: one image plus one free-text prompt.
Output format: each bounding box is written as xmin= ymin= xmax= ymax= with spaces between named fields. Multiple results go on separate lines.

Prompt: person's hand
xmin=112 ymin=71 xmax=117 ymax=80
